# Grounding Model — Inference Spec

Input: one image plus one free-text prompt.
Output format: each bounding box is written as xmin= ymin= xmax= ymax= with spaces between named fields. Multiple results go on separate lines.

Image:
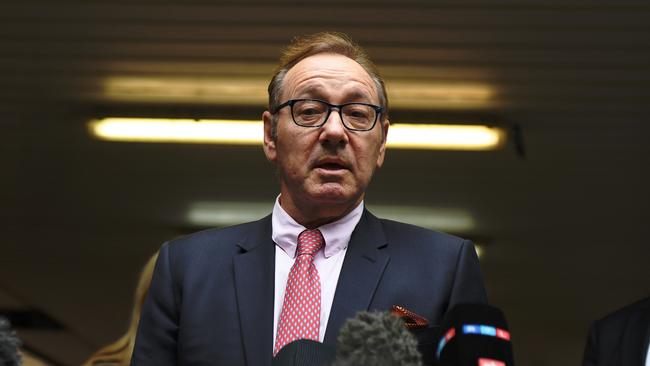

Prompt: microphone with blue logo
xmin=436 ymin=304 xmax=514 ymax=366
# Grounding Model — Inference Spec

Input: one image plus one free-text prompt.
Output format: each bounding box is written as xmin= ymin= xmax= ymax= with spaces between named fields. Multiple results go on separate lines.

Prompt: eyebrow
xmin=295 ymin=85 xmax=373 ymax=103
xmin=344 ymin=90 xmax=373 ymax=102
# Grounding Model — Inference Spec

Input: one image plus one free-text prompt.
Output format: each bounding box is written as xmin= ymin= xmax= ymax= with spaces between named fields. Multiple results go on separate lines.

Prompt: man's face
xmin=263 ymin=53 xmax=389 ymax=224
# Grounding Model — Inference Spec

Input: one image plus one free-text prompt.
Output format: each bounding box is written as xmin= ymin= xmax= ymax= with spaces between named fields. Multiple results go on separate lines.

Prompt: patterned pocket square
xmin=391 ymin=305 xmax=430 ymax=329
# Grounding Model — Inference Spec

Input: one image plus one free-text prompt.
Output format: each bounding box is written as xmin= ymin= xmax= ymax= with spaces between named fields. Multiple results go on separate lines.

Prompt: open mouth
xmin=318 ymin=162 xmax=346 ymax=170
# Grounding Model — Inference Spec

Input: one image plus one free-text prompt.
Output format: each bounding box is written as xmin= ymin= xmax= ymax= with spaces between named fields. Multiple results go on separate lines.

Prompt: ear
xmin=262 ymin=110 xmax=277 ymax=163
xmin=375 ymin=119 xmax=389 ymax=168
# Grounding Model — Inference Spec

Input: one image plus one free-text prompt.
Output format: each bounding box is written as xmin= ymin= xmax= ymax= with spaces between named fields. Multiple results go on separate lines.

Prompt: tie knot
xmin=296 ymin=229 xmax=324 ymax=257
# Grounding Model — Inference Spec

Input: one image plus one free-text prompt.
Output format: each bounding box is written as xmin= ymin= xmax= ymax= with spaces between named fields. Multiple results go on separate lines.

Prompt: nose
xmin=319 ymin=108 xmax=349 ymax=146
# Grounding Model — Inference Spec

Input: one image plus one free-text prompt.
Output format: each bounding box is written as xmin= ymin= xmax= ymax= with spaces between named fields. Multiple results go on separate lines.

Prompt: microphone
xmin=333 ymin=311 xmax=423 ymax=366
xmin=436 ymin=304 xmax=514 ymax=366
xmin=0 ymin=316 xmax=22 ymax=366
xmin=272 ymin=339 xmax=336 ymax=366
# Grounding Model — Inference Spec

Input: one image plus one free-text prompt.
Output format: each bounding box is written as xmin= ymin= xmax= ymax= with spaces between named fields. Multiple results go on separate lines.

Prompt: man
xmin=582 ymin=296 xmax=650 ymax=366
xmin=131 ymin=32 xmax=487 ymax=366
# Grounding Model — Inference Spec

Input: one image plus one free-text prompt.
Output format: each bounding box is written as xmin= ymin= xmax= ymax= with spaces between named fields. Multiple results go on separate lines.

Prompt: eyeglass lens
xmin=292 ymin=100 xmax=376 ymax=130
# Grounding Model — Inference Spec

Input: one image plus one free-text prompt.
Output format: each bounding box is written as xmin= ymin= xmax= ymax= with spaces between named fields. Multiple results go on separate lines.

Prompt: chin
xmin=309 ymin=184 xmax=359 ymax=206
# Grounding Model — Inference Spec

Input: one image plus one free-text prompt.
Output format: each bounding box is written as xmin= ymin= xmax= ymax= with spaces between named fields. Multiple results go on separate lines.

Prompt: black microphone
xmin=0 ymin=316 xmax=22 ymax=366
xmin=332 ymin=311 xmax=423 ymax=366
xmin=272 ymin=339 xmax=336 ymax=366
xmin=436 ymin=304 xmax=514 ymax=366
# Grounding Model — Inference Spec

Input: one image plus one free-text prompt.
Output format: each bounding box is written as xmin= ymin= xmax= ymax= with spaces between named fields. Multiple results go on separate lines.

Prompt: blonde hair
xmin=82 ymin=252 xmax=159 ymax=366
xmin=268 ymin=32 xmax=389 ymax=138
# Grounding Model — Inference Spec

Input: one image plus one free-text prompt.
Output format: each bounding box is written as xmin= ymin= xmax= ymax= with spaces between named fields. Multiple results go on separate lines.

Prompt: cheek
xmin=353 ymin=148 xmax=378 ymax=177
xmin=354 ymin=143 xmax=384 ymax=182
xmin=276 ymin=139 xmax=311 ymax=176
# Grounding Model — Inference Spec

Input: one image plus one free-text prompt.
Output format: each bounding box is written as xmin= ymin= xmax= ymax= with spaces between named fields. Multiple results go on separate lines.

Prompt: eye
xmin=301 ymin=107 xmax=320 ymax=116
xmin=295 ymin=101 xmax=325 ymax=114
xmin=344 ymin=105 xmax=372 ymax=119
xmin=349 ymin=110 xmax=368 ymax=118
xmin=292 ymin=100 xmax=327 ymax=124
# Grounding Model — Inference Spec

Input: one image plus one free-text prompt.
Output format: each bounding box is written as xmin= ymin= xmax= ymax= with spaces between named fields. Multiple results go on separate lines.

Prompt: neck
xmin=279 ymin=194 xmax=363 ymax=229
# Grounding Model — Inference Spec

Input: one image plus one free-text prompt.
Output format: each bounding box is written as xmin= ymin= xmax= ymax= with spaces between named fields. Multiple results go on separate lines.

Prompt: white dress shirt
xmin=645 ymin=340 xmax=650 ymax=366
xmin=271 ymin=195 xmax=363 ymax=344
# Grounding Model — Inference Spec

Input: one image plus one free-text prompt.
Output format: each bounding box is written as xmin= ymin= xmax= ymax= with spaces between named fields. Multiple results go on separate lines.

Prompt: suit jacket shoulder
xmin=162 ymin=216 xmax=271 ymax=277
xmin=582 ymin=296 xmax=650 ymax=366
xmin=379 ymin=217 xmax=470 ymax=253
xmin=166 ymin=216 xmax=270 ymax=254
xmin=132 ymin=216 xmax=275 ymax=366
xmin=330 ymin=211 xmax=487 ymax=324
xmin=377 ymin=216 xmax=487 ymax=310
xmin=597 ymin=297 xmax=650 ymax=328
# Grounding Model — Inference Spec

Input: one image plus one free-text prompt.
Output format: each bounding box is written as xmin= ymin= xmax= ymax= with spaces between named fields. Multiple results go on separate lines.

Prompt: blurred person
xmin=132 ymin=32 xmax=486 ymax=366
xmin=83 ymin=252 xmax=158 ymax=366
xmin=582 ymin=296 xmax=650 ymax=366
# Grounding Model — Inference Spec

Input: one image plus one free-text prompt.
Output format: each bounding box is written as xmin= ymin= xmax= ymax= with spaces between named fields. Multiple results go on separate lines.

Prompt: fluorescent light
xmin=102 ymin=75 xmax=494 ymax=109
xmin=386 ymin=124 xmax=504 ymax=150
xmin=89 ymin=118 xmax=261 ymax=144
xmin=387 ymin=82 xmax=494 ymax=109
xmin=103 ymin=76 xmax=268 ymax=105
xmin=187 ymin=202 xmax=274 ymax=227
xmin=89 ymin=118 xmax=504 ymax=150
xmin=187 ymin=201 xmax=474 ymax=233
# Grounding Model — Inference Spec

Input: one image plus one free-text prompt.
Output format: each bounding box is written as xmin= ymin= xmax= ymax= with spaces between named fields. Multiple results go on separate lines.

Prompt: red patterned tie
xmin=273 ymin=229 xmax=324 ymax=355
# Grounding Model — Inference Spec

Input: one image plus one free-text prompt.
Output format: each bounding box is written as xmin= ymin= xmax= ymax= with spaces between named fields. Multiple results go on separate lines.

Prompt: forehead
xmin=282 ymin=53 xmax=379 ymax=103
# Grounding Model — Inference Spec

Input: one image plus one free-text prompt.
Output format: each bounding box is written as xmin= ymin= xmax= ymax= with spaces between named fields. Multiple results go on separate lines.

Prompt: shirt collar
xmin=271 ymin=195 xmax=364 ymax=258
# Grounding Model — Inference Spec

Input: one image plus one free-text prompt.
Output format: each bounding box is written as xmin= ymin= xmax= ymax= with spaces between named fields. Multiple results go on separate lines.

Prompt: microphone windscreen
xmin=272 ymin=339 xmax=336 ymax=366
xmin=0 ymin=316 xmax=22 ymax=366
xmin=333 ymin=311 xmax=423 ymax=366
xmin=437 ymin=304 xmax=513 ymax=366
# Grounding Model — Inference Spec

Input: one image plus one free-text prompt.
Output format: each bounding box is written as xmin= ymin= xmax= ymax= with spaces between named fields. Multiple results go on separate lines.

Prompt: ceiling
xmin=1 ymin=1 xmax=649 ymax=365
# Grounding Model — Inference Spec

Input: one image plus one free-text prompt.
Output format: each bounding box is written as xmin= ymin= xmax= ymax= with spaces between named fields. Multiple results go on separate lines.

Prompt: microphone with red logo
xmin=436 ymin=304 xmax=514 ymax=366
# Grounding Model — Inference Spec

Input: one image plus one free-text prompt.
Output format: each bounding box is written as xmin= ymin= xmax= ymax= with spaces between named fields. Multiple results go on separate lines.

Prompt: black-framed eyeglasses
xmin=271 ymin=99 xmax=383 ymax=132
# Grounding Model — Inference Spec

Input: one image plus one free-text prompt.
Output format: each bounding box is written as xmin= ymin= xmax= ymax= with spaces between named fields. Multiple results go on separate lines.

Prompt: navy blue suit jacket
xmin=582 ymin=297 xmax=650 ymax=366
xmin=131 ymin=210 xmax=487 ymax=366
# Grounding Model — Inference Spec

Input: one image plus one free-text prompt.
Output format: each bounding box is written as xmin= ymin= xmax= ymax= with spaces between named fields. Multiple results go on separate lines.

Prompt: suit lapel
xmin=323 ymin=210 xmax=390 ymax=346
xmin=233 ymin=216 xmax=275 ymax=366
